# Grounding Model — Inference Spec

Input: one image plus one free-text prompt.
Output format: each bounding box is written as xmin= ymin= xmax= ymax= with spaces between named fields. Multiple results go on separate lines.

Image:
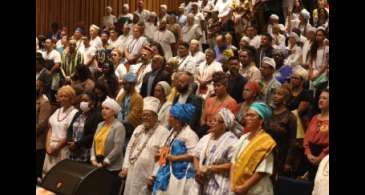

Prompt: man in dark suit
xmin=140 ymin=54 xmax=171 ymax=97
xmin=172 ymin=71 xmax=204 ymax=137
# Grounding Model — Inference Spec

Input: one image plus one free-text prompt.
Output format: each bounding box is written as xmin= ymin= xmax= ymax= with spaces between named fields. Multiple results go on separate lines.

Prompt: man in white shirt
xmin=102 ymin=6 xmax=117 ymax=30
xmin=89 ymin=24 xmax=102 ymax=49
xmin=118 ymin=4 xmax=133 ymax=23
xmin=196 ymin=48 xmax=222 ymax=99
xmin=153 ymin=19 xmax=176 ymax=60
xmin=124 ymin=24 xmax=149 ymax=64
xmin=246 ymin=26 xmax=261 ymax=49
xmin=108 ymin=28 xmax=122 ymax=49
xmin=189 ymin=39 xmax=205 ymax=70
xmin=72 ymin=27 xmax=84 ymax=52
xmin=144 ymin=12 xmax=157 ymax=40
xmin=134 ymin=0 xmax=150 ymax=23
xmin=42 ymin=39 xmax=62 ymax=100
xmin=176 ymin=42 xmax=196 ymax=74
xmin=81 ymin=36 xmax=97 ymax=74
xmin=118 ymin=24 xmax=133 ymax=52
xmin=158 ymin=4 xmax=169 ymax=24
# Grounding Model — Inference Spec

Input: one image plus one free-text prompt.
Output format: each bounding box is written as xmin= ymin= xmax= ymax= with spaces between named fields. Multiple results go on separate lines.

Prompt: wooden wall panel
xmin=36 ymin=0 xmax=183 ymax=36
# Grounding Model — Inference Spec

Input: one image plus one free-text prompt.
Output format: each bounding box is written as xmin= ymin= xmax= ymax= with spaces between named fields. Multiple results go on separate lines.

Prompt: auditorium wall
xmin=36 ymin=0 xmax=184 ymax=36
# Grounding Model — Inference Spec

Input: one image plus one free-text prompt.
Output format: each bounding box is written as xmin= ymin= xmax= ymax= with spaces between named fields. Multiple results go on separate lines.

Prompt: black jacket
xmin=228 ymin=74 xmax=248 ymax=103
xmin=173 ymin=93 xmax=204 ymax=137
xmin=140 ymin=69 xmax=171 ymax=97
xmin=67 ymin=107 xmax=103 ymax=149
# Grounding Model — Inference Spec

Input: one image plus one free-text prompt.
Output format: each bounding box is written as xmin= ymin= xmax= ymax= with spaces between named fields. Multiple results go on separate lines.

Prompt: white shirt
xmin=312 ymin=155 xmax=329 ymax=195
xmin=182 ymin=24 xmax=203 ymax=43
xmin=249 ymin=35 xmax=261 ymax=49
xmin=129 ymin=62 xmax=152 ymax=93
xmin=302 ymin=40 xmax=312 ymax=65
xmin=272 ymin=33 xmax=286 ymax=50
xmin=198 ymin=60 xmax=222 ymax=81
xmin=108 ymin=38 xmax=123 ymax=49
xmin=144 ymin=22 xmax=157 ymax=40
xmin=102 ymin=15 xmax=117 ymax=28
xmin=190 ymin=51 xmax=206 ymax=70
xmin=90 ymin=36 xmax=102 ymax=49
xmin=177 ymin=55 xmax=196 ymax=74
xmin=117 ymin=34 xmax=133 ymax=52
xmin=153 ymin=30 xmax=176 ymax=60
xmin=178 ymin=92 xmax=190 ymax=104
xmin=134 ymin=9 xmax=150 ymax=22
xmin=127 ymin=36 xmax=149 ymax=56
xmin=115 ymin=62 xmax=128 ymax=81
xmin=83 ymin=46 xmax=97 ymax=68
xmin=42 ymin=49 xmax=62 ymax=64
xmin=285 ymin=44 xmax=302 ymax=67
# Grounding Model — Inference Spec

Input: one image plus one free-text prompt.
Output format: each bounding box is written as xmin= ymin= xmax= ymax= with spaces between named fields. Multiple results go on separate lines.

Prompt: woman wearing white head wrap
xmin=90 ymin=96 xmax=126 ymax=195
xmin=154 ymin=81 xmax=173 ymax=128
xmin=189 ymin=107 xmax=238 ymax=195
xmin=284 ymin=31 xmax=302 ymax=67
xmin=120 ymin=96 xmax=170 ymax=195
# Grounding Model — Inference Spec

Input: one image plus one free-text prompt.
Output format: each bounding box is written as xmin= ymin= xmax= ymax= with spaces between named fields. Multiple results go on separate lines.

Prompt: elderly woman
xmin=230 ymin=102 xmax=277 ymax=195
xmin=151 ymin=103 xmax=199 ymax=195
xmin=121 ymin=97 xmax=170 ymax=195
xmin=284 ymin=32 xmax=302 ymax=67
xmin=43 ymin=85 xmax=78 ymax=176
xmin=189 ymin=108 xmax=238 ymax=195
xmin=265 ymin=86 xmax=297 ymax=176
xmin=202 ymin=71 xmax=238 ymax=126
xmin=154 ymin=81 xmax=172 ymax=128
xmin=302 ymin=89 xmax=329 ymax=181
xmin=236 ymin=81 xmax=262 ymax=132
xmin=67 ymin=92 xmax=102 ymax=163
xmin=90 ymin=96 xmax=126 ymax=195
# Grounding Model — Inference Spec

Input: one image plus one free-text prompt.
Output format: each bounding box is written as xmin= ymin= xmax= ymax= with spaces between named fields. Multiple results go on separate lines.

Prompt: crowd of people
xmin=36 ymin=0 xmax=329 ymax=195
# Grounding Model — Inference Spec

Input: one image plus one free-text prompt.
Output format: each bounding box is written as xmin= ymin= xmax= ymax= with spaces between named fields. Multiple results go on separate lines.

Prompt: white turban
xmin=300 ymin=9 xmax=310 ymax=20
xmin=293 ymin=66 xmax=308 ymax=81
xmin=160 ymin=4 xmax=167 ymax=10
xmin=190 ymin=39 xmax=200 ymax=45
xmin=123 ymin=4 xmax=129 ymax=10
xmin=102 ymin=96 xmax=121 ymax=113
xmin=241 ymin=36 xmax=250 ymax=43
xmin=143 ymin=96 xmax=160 ymax=114
xmin=289 ymin=32 xmax=300 ymax=42
xmin=262 ymin=57 xmax=276 ymax=69
xmin=157 ymin=81 xmax=171 ymax=97
xmin=90 ymin=24 xmax=100 ymax=32
xmin=218 ymin=108 xmax=235 ymax=130
xmin=270 ymin=14 xmax=279 ymax=20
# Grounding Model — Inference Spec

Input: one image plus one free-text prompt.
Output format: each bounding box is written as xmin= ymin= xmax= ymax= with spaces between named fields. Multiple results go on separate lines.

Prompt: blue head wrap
xmin=249 ymin=102 xmax=272 ymax=121
xmin=169 ymin=103 xmax=196 ymax=124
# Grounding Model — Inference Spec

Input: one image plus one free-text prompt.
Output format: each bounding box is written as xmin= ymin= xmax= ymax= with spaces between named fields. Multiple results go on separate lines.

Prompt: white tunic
xmin=129 ymin=62 xmax=152 ymax=93
xmin=123 ymin=124 xmax=170 ymax=195
xmin=190 ymin=51 xmax=206 ymax=70
xmin=115 ymin=61 xmax=128 ymax=81
xmin=83 ymin=46 xmax=97 ymax=70
xmin=312 ymin=155 xmax=329 ymax=195
xmin=230 ymin=132 xmax=274 ymax=195
xmin=144 ymin=22 xmax=157 ymax=40
xmin=108 ymin=38 xmax=123 ymax=49
xmin=102 ymin=15 xmax=117 ymax=28
xmin=177 ymin=55 xmax=196 ymax=74
xmin=43 ymin=107 xmax=78 ymax=175
xmin=249 ymin=35 xmax=261 ymax=49
xmin=182 ymin=24 xmax=202 ymax=44
xmin=155 ymin=125 xmax=199 ymax=195
xmin=240 ymin=63 xmax=262 ymax=82
xmin=285 ymin=44 xmax=302 ymax=67
xmin=118 ymin=34 xmax=133 ymax=52
xmin=197 ymin=60 xmax=222 ymax=98
xmin=90 ymin=36 xmax=102 ymax=49
xmin=153 ymin=30 xmax=176 ymax=60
